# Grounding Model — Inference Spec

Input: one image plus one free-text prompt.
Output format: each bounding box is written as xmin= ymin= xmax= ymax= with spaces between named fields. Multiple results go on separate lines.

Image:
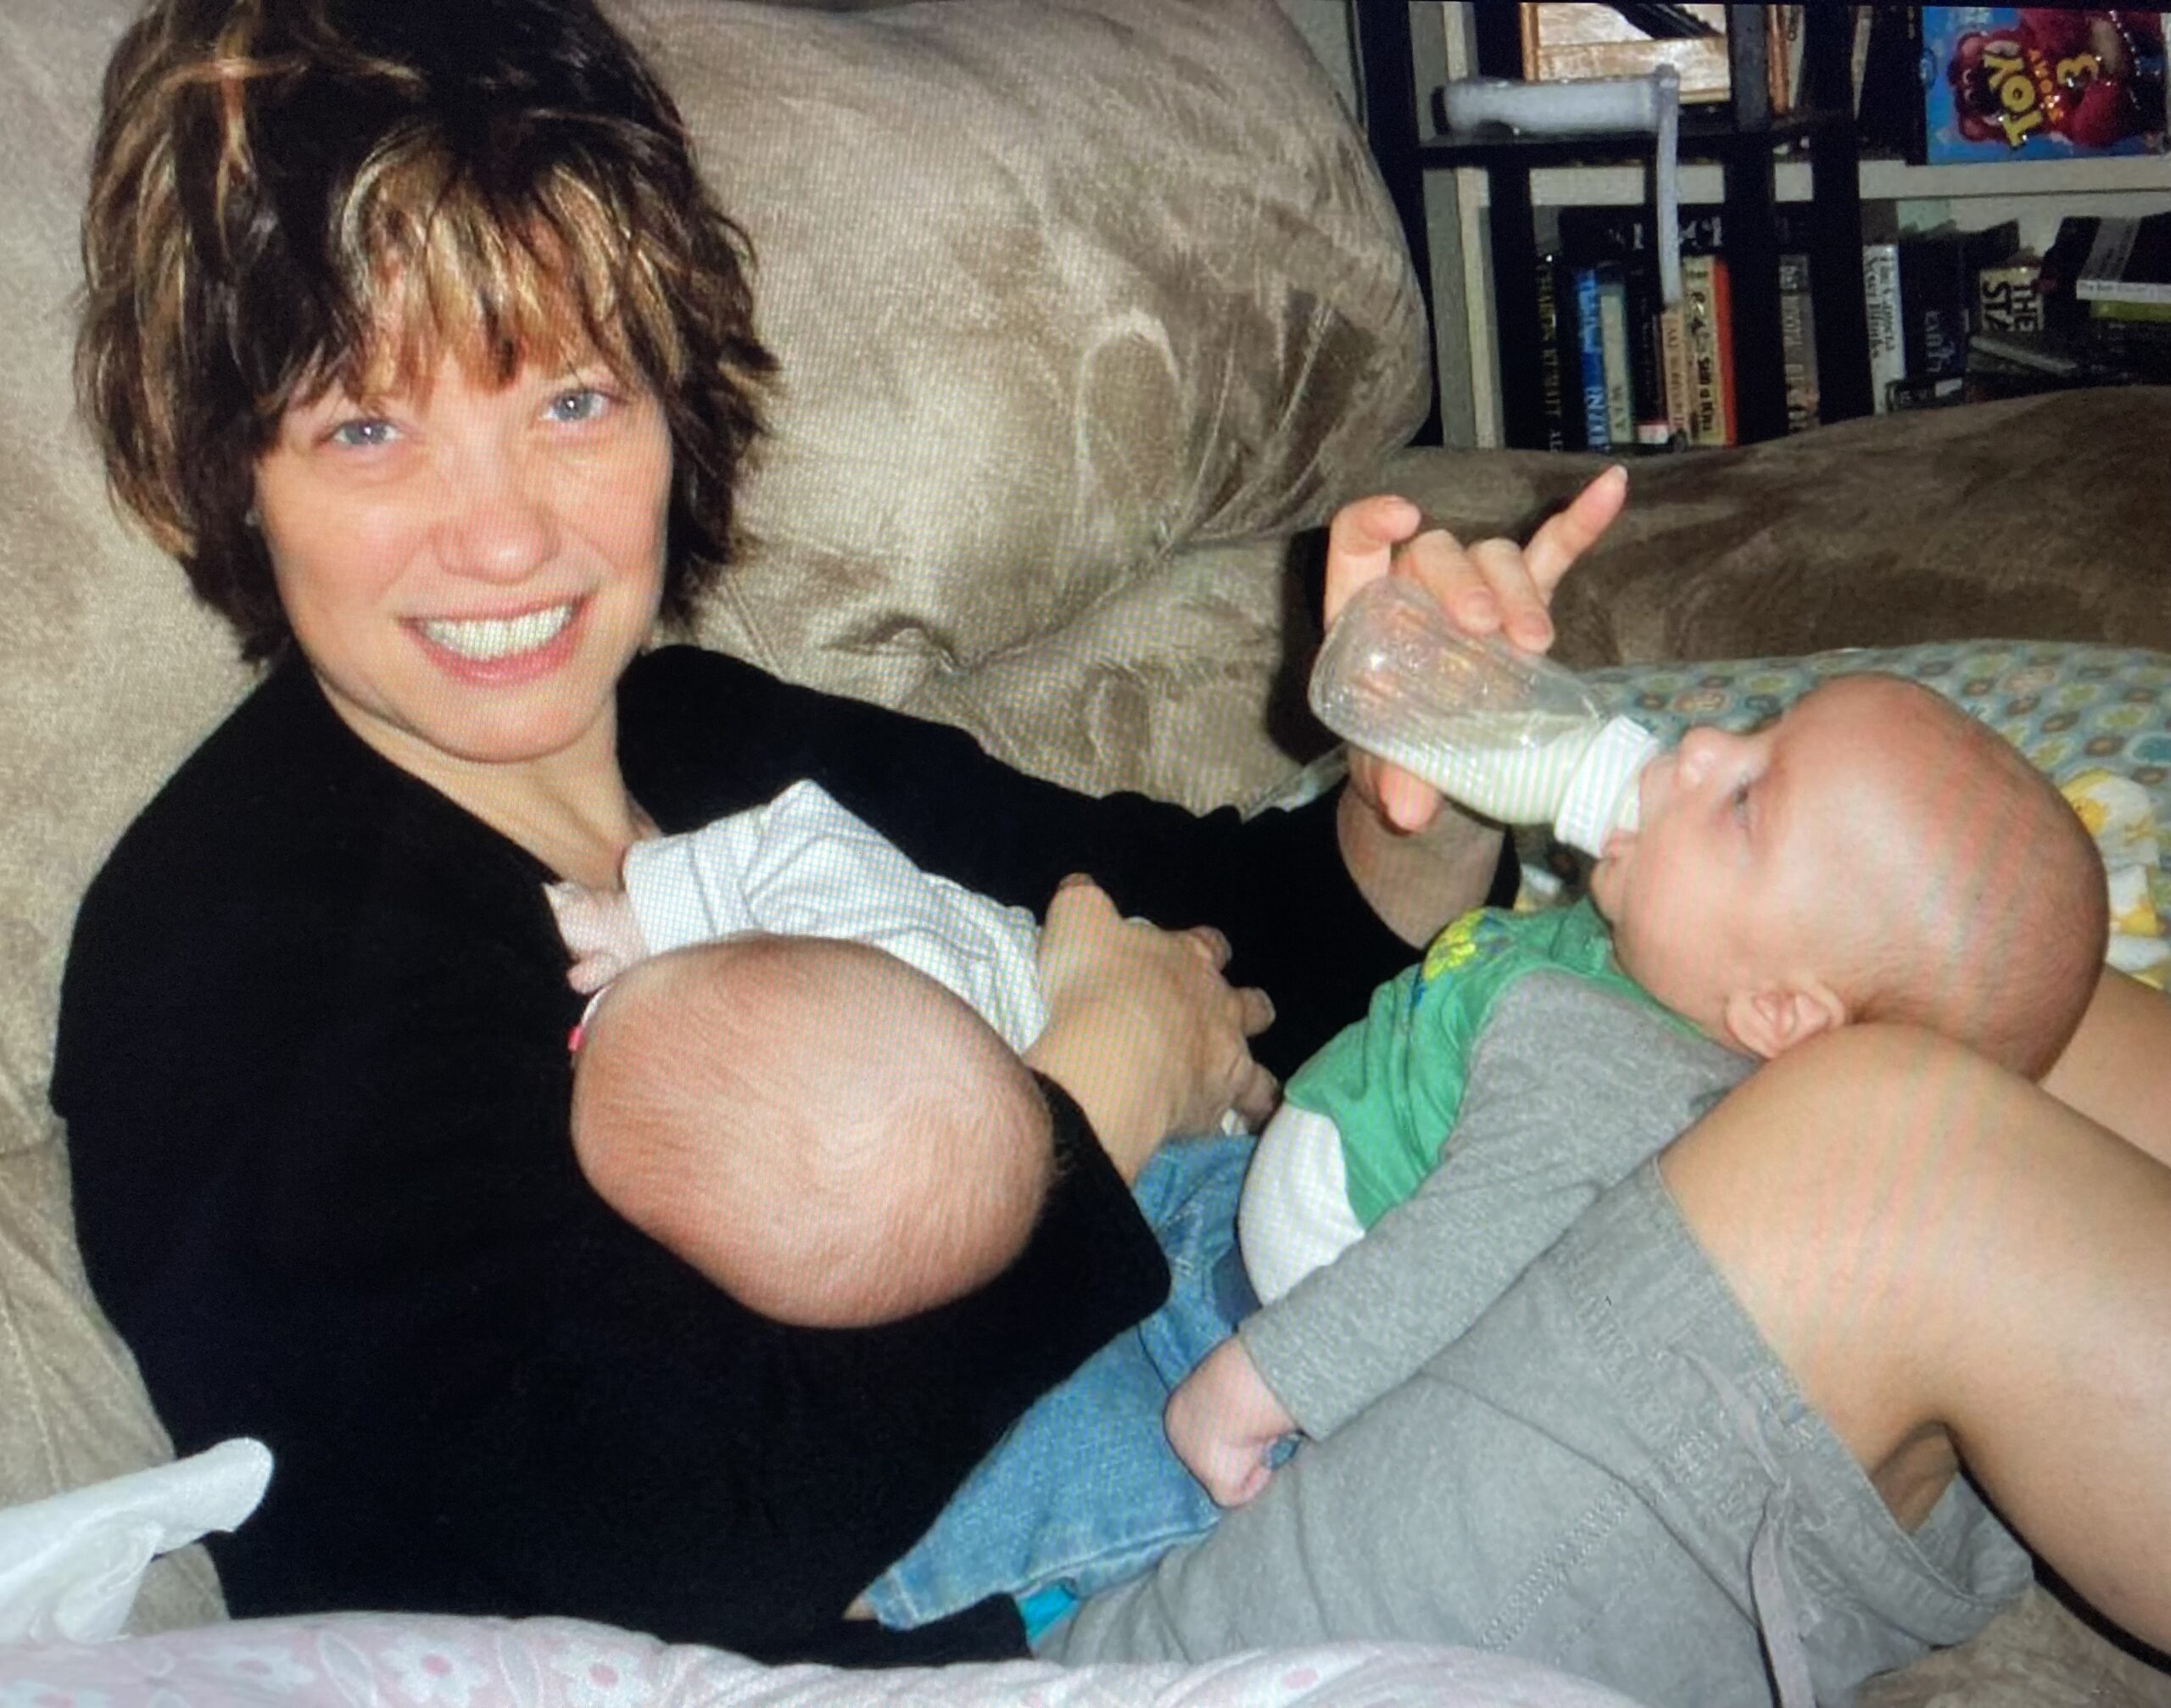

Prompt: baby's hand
xmin=544 ymin=880 xmax=649 ymax=994
xmin=1165 ymin=1335 xmax=1298 ymax=1508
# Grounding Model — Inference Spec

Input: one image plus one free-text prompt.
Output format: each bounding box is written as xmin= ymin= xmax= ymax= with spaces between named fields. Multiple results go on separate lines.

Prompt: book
xmin=2092 ymin=296 xmax=2171 ymax=325
xmin=1658 ymin=303 xmax=1694 ymax=444
xmin=1975 ymin=253 xmax=2045 ymax=332
xmin=2077 ymin=211 xmax=2171 ymax=306
xmin=1554 ymin=208 xmax=1671 ymax=445
xmin=1856 ymin=5 xmax=1928 ymax=163
xmin=1899 ymin=222 xmax=2021 ymax=381
xmin=1572 ymin=265 xmax=1611 ymax=452
xmin=1923 ymin=8 xmax=2168 ymax=163
xmin=1680 ymin=252 xmax=1733 ymax=446
xmin=1777 ymin=251 xmax=1820 ymax=433
xmin=1850 ymin=5 xmax=1875 ymax=114
xmin=1532 ymin=253 xmax=1577 ymax=452
xmin=1862 ymin=241 xmax=1906 ymax=411
xmin=1770 ymin=5 xmax=1807 ymax=115
xmin=1596 ymin=264 xmax=1635 ymax=446
xmin=1884 ymin=373 xmax=1967 ymax=410
xmin=1519 ymin=3 xmax=1733 ymax=103
xmin=2039 ymin=214 xmax=2105 ymax=329
xmin=1900 ymin=232 xmax=1970 ymax=379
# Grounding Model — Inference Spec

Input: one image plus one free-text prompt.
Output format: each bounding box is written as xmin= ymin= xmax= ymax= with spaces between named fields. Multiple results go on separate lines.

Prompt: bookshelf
xmin=1356 ymin=3 xmax=1872 ymax=449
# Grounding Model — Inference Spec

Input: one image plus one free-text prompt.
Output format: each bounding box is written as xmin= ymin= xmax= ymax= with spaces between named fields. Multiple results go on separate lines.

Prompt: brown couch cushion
xmin=1381 ymin=388 xmax=2171 ymax=673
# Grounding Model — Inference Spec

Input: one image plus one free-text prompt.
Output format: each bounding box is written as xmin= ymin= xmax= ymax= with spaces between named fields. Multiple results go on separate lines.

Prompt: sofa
xmin=0 ymin=0 xmax=2166 ymax=1701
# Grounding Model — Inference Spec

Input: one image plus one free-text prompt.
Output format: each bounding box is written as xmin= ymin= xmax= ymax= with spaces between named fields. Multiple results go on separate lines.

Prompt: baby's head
xmin=1590 ymin=673 xmax=2106 ymax=1077
xmin=570 ymin=935 xmax=1052 ymax=1326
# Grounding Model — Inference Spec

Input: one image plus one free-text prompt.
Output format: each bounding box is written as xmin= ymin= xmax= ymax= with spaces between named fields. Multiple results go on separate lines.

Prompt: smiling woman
xmin=52 ymin=0 xmax=1543 ymax=1666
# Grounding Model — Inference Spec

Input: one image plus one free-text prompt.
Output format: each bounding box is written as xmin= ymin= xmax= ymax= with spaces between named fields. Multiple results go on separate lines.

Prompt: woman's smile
xmin=253 ymin=353 xmax=673 ymax=786
xmin=414 ymin=598 xmax=580 ymax=665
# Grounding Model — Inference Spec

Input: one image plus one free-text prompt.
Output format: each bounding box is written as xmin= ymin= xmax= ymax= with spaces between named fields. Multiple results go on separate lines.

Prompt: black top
xmin=53 ymin=645 xmax=1422 ymax=1661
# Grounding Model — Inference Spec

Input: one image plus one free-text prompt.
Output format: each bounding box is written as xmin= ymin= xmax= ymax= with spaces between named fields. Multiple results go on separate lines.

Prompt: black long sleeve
xmin=53 ymin=646 xmax=1415 ymax=1658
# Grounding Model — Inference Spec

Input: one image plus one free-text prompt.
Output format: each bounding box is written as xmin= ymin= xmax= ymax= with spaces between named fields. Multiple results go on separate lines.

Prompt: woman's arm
xmin=620 ymin=649 xmax=1414 ymax=1077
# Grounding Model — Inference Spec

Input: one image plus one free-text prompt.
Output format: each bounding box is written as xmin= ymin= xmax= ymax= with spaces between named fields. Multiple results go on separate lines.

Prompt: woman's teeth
xmin=421 ymin=603 xmax=575 ymax=661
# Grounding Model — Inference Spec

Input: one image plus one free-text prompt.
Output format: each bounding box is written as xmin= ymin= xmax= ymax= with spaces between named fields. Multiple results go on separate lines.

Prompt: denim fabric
xmin=861 ymin=1133 xmax=1255 ymax=1631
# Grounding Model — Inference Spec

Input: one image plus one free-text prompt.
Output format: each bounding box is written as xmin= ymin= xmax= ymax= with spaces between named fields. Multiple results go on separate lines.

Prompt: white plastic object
xmin=1435 ymin=67 xmax=1682 ymax=306
xmin=1309 ymin=577 xmax=1659 ymax=858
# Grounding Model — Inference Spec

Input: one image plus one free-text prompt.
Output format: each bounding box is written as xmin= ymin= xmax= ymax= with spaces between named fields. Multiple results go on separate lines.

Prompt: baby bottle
xmin=1309 ymin=576 xmax=1659 ymax=858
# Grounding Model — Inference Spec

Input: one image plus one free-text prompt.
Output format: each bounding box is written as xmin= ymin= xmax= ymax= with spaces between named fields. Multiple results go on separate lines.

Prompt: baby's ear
xmin=1722 ymin=979 xmax=1848 ymax=1060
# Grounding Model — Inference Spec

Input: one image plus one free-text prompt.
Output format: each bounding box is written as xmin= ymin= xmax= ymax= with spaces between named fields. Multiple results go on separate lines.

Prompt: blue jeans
xmin=860 ymin=1132 xmax=1255 ymax=1633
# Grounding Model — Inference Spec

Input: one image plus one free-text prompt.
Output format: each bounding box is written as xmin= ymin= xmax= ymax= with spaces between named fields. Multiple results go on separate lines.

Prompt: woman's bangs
xmin=328 ymin=147 xmax=678 ymax=402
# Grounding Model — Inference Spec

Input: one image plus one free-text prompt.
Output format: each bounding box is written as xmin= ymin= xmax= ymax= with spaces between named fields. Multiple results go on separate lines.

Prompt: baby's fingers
xmin=1231 ymin=1058 xmax=1280 ymax=1131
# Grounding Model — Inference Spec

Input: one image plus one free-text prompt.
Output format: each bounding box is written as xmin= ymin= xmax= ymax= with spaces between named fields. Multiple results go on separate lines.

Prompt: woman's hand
xmin=1328 ymin=466 xmax=1628 ymax=833
xmin=1022 ymin=876 xmax=1277 ymax=1181
xmin=1326 ymin=468 xmax=1628 ymax=946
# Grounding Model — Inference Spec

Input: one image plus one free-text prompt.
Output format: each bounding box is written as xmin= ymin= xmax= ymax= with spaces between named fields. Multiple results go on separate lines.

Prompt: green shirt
xmin=1282 ymin=900 xmax=1669 ymax=1225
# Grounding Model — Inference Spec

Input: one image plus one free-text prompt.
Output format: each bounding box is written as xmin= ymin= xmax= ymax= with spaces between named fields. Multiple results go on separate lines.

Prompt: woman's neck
xmin=319 ymin=683 xmax=648 ymax=887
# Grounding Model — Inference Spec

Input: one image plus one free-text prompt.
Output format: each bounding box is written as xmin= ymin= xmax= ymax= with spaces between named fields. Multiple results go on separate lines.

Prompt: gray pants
xmin=1044 ymin=1159 xmax=2031 ymax=1708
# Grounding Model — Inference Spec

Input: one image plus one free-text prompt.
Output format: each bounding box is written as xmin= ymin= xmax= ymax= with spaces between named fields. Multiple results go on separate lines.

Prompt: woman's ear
xmin=1722 ymin=978 xmax=1849 ymax=1060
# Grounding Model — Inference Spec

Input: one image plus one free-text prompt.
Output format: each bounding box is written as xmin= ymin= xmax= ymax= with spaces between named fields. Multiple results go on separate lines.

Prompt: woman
xmin=58 ymin=0 xmax=2171 ymax=1694
xmin=53 ymin=0 xmax=1584 ymax=1664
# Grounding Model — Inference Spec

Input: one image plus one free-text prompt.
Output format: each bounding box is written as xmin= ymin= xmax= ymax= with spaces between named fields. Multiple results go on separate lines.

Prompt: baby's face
xmin=1589 ymin=679 xmax=1918 ymax=1044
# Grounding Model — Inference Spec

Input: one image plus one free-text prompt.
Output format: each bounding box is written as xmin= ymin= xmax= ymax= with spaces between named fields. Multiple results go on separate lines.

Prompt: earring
xmin=243 ymin=506 xmax=260 ymax=529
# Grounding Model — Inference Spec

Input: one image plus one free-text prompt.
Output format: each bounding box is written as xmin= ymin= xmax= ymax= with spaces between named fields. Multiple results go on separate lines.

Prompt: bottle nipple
xmin=1553 ymin=715 xmax=1660 ymax=857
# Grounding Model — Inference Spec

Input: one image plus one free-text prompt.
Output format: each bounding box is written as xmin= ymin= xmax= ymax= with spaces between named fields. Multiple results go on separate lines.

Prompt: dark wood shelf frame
xmin=1353 ymin=3 xmax=1874 ymax=449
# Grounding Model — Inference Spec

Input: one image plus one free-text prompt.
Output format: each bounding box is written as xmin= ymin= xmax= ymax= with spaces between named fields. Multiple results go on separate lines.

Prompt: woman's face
xmin=254 ymin=349 xmax=672 ymax=784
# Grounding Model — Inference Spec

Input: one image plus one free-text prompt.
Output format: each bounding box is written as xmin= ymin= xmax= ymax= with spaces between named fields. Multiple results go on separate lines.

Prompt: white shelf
xmin=1446 ymin=153 xmax=2171 ymax=209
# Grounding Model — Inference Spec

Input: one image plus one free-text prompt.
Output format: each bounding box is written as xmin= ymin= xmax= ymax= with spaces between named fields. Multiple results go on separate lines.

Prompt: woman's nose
xmin=432 ymin=453 xmax=559 ymax=583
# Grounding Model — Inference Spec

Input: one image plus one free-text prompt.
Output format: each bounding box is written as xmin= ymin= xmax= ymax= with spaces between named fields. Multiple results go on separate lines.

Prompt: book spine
xmin=1899 ymin=234 xmax=1968 ymax=381
xmin=2078 ymin=277 xmax=2171 ymax=307
xmin=1596 ymin=265 xmax=1635 ymax=446
xmin=1777 ymin=251 xmax=1820 ymax=433
xmin=1533 ymin=254 xmax=1571 ymax=452
xmin=1573 ymin=265 xmax=1611 ymax=452
xmin=1709 ymin=254 xmax=1737 ymax=445
xmin=1659 ymin=303 xmax=1694 ymax=444
xmin=1622 ymin=252 xmax=1671 ymax=447
xmin=1863 ymin=242 xmax=1905 ymax=412
xmin=1681 ymin=253 xmax=1726 ymax=447
xmin=1976 ymin=263 xmax=2044 ymax=333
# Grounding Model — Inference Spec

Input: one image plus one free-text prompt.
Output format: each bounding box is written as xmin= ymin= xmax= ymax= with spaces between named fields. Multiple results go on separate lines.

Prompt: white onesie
xmin=621 ymin=779 xmax=1049 ymax=1051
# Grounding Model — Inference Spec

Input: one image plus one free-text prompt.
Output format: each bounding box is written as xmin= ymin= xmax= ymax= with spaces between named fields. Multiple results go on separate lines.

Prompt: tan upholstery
xmin=1 ymin=1 xmax=2167 ymax=1698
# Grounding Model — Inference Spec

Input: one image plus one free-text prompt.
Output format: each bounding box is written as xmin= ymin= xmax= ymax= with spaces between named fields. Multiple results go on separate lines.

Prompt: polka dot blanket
xmin=0 ymin=1613 xmax=1653 ymax=1707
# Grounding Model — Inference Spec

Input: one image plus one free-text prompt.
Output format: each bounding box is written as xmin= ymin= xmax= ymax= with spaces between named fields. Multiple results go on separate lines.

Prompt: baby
xmin=553 ymin=778 xmax=1258 ymax=1633
xmin=553 ymin=779 xmax=1059 ymax=1328
xmin=1175 ymin=671 xmax=2112 ymax=1503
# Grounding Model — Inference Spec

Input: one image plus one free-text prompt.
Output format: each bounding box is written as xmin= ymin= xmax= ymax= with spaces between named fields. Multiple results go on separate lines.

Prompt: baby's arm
xmin=544 ymin=880 xmax=650 ymax=994
xmin=1232 ymin=974 xmax=1754 ymax=1453
xmin=1165 ymin=1336 xmax=1295 ymax=1507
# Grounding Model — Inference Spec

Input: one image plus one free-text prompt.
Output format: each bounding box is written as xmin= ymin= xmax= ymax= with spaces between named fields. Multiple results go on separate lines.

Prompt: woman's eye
xmin=1728 ymin=779 xmax=1753 ymax=823
xmin=547 ymin=388 xmax=612 ymax=425
xmin=326 ymin=417 xmax=398 ymax=449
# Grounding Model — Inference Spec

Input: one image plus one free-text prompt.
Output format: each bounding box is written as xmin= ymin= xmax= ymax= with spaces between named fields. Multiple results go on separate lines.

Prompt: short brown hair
xmin=78 ymin=0 xmax=777 ymax=661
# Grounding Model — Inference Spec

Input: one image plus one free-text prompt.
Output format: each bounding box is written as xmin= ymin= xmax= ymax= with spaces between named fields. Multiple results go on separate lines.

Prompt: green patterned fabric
xmin=1284 ymin=900 xmax=1665 ymax=1226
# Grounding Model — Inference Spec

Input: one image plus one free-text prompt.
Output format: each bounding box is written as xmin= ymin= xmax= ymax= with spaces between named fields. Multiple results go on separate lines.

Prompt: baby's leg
xmin=2041 ymin=968 xmax=2171 ymax=1169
